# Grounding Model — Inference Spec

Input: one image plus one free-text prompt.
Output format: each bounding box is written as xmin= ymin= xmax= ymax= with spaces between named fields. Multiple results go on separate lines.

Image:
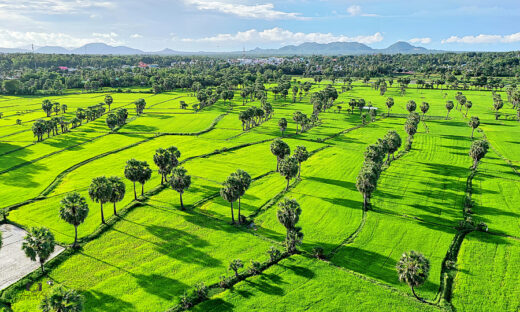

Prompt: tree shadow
xmin=131 ymin=273 xmax=187 ymax=301
xmin=83 ymin=290 xmax=136 ymax=312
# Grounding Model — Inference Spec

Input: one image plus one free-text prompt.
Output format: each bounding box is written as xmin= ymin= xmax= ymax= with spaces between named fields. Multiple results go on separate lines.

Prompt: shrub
xmin=249 ymin=260 xmax=262 ymax=275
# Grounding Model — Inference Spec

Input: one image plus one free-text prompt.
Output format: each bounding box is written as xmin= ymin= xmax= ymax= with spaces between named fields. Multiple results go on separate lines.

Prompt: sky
xmin=0 ymin=0 xmax=519 ymax=52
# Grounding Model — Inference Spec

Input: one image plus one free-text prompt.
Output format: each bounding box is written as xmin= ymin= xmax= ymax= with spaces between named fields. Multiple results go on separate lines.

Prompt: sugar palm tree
xmin=220 ymin=176 xmax=241 ymax=224
xmin=88 ymin=176 xmax=112 ymax=224
xmin=396 ymin=251 xmax=430 ymax=301
xmin=385 ymin=98 xmax=394 ymax=116
xmin=22 ymin=227 xmax=56 ymax=274
xmin=469 ymin=139 xmax=489 ymax=169
xmin=293 ymin=146 xmax=309 ymax=178
xmin=231 ymin=169 xmax=251 ymax=224
xmin=108 ymin=176 xmax=126 ymax=215
xmin=59 ymin=192 xmax=89 ymax=247
xmin=277 ymin=198 xmax=303 ymax=253
xmin=445 ymin=101 xmax=454 ymax=119
xmin=170 ymin=167 xmax=191 ymax=210
xmin=278 ymin=118 xmax=287 ymax=137
xmin=270 ymin=139 xmax=290 ymax=171
xmin=40 ymin=285 xmax=83 ymax=312
xmin=104 ymin=94 xmax=113 ymax=111
xmin=279 ymin=156 xmax=299 ymax=191
xmin=124 ymin=159 xmax=141 ymax=200
xmin=468 ymin=116 xmax=480 ymax=139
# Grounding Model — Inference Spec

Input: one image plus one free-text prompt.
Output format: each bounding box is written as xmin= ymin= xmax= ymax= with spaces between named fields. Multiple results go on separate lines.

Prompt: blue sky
xmin=0 ymin=0 xmax=519 ymax=52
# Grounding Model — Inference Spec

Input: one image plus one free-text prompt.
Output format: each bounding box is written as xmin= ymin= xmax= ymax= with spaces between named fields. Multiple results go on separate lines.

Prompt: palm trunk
xmin=100 ymin=203 xmax=105 ymax=224
xmin=180 ymin=192 xmax=184 ymax=210
xmin=286 ymin=178 xmax=290 ymax=191
xmin=73 ymin=225 xmax=78 ymax=247
xmin=446 ymin=112 xmax=449 ymax=120
xmin=40 ymin=260 xmax=45 ymax=274
xmin=230 ymin=202 xmax=235 ymax=224
xmin=113 ymin=202 xmax=117 ymax=215
xmin=298 ymin=162 xmax=302 ymax=178
xmin=161 ymin=175 xmax=164 ymax=185
xmin=133 ymin=182 xmax=137 ymax=200
xmin=471 ymin=128 xmax=475 ymax=139
xmin=363 ymin=194 xmax=368 ymax=211
xmin=141 ymin=183 xmax=144 ymax=196
xmin=276 ymin=158 xmax=280 ymax=172
xmin=238 ymin=197 xmax=241 ymax=224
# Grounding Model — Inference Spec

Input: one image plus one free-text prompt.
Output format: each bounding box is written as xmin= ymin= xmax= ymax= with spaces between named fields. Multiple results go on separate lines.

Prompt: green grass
xmin=195 ymin=255 xmax=440 ymax=312
xmin=3 ymin=80 xmax=520 ymax=312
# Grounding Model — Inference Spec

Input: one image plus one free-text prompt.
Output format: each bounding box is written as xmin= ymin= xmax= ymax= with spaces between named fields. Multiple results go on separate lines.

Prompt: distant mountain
xmin=0 ymin=41 xmax=443 ymax=56
xmin=0 ymin=47 xmax=30 ymax=53
xmin=71 ymin=43 xmax=144 ymax=55
xmin=36 ymin=46 xmax=71 ymax=54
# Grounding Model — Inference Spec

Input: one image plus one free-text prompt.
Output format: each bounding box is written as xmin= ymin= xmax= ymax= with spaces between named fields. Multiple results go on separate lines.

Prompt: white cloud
xmin=442 ymin=32 xmax=520 ymax=44
xmin=185 ymin=0 xmax=308 ymax=20
xmin=0 ymin=29 xmax=123 ymax=48
xmin=409 ymin=37 xmax=431 ymax=44
xmin=130 ymin=33 xmax=143 ymax=39
xmin=0 ymin=0 xmax=115 ymax=14
xmin=347 ymin=5 xmax=377 ymax=17
xmin=180 ymin=27 xmax=383 ymax=45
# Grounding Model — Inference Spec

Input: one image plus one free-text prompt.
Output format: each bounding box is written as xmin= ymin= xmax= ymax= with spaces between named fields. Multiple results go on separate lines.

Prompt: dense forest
xmin=1 ymin=52 xmax=519 ymax=96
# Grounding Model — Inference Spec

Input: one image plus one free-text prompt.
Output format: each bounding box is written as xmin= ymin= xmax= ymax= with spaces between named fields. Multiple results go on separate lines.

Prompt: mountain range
xmin=0 ymin=41 xmax=443 ymax=56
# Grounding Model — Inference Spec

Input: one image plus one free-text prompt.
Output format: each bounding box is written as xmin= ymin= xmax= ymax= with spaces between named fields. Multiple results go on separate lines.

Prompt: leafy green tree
xmin=59 ymin=192 xmax=89 ymax=247
xmin=40 ymin=285 xmax=83 ymax=312
xmin=468 ymin=116 xmax=480 ymax=139
xmin=277 ymin=198 xmax=303 ymax=253
xmin=384 ymin=130 xmax=402 ymax=161
xmin=228 ymin=259 xmax=243 ymax=278
xmin=61 ymin=104 xmax=68 ymax=114
xmin=270 ymin=138 xmax=290 ymax=171
xmin=170 ymin=167 xmax=191 ymax=210
xmin=137 ymin=161 xmax=152 ymax=196
xmin=445 ymin=100 xmax=454 ymax=119
xmin=464 ymin=100 xmax=472 ymax=117
xmin=396 ymin=251 xmax=430 ymax=301
xmin=278 ymin=118 xmax=287 ymax=137
xmin=406 ymin=100 xmax=417 ymax=113
xmin=279 ymin=156 xmax=299 ymax=191
xmin=220 ymin=176 xmax=241 ymax=224
xmin=32 ymin=119 xmax=46 ymax=141
xmin=104 ymin=94 xmax=113 ymax=111
xmin=420 ymin=102 xmax=429 ymax=119
xmin=293 ymin=146 xmax=309 ymax=178
xmin=53 ymin=102 xmax=61 ymax=115
xmin=42 ymin=99 xmax=53 ymax=117
xmin=0 ymin=207 xmax=9 ymax=222
xmin=106 ymin=113 xmax=118 ymax=130
xmin=356 ymin=161 xmax=380 ymax=211
xmin=154 ymin=148 xmax=178 ymax=185
xmin=231 ymin=169 xmax=251 ymax=224
xmin=469 ymin=139 xmax=489 ymax=169
xmin=108 ymin=176 xmax=126 ymax=215
xmin=124 ymin=159 xmax=141 ymax=199
xmin=404 ymin=112 xmax=420 ymax=150
xmin=134 ymin=98 xmax=146 ymax=115
xmin=88 ymin=177 xmax=112 ymax=224
xmin=22 ymin=227 xmax=56 ymax=273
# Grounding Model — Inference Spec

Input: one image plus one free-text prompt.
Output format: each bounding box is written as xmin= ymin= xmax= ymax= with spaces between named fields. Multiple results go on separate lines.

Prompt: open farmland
xmin=0 ymin=76 xmax=519 ymax=312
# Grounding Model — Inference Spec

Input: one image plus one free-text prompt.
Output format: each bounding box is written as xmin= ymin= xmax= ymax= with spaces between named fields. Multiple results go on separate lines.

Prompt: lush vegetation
xmin=0 ymin=53 xmax=519 ymax=312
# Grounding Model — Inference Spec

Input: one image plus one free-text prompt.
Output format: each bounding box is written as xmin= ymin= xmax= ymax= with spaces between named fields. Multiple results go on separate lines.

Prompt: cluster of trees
xmin=220 ymin=169 xmax=251 ymax=224
xmin=32 ymin=116 xmax=70 ymax=141
xmin=88 ymin=176 xmax=126 ymax=224
xmin=356 ymin=131 xmax=402 ymax=210
xmin=106 ymin=108 xmax=129 ymax=130
xmin=292 ymin=111 xmax=318 ymax=134
xmin=238 ymin=103 xmax=273 ymax=130
xmin=404 ymin=112 xmax=421 ymax=150
xmin=270 ymin=139 xmax=310 ymax=190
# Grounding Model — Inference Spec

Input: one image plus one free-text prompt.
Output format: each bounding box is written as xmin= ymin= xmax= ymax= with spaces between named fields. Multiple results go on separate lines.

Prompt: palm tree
xmin=279 ymin=156 xmax=299 ymax=191
xmin=59 ymin=192 xmax=89 ymax=247
xmin=270 ymin=138 xmax=290 ymax=171
xmin=396 ymin=251 xmax=430 ymax=301
xmin=384 ymin=130 xmax=402 ymax=161
xmin=277 ymin=198 xmax=303 ymax=253
xmin=220 ymin=176 xmax=241 ymax=224
xmin=469 ymin=139 xmax=489 ymax=169
xmin=108 ymin=176 xmax=126 ymax=215
xmin=22 ymin=227 xmax=56 ymax=273
xmin=154 ymin=148 xmax=178 ymax=185
xmin=137 ymin=161 xmax=152 ymax=196
xmin=228 ymin=259 xmax=243 ymax=278
xmin=104 ymin=94 xmax=113 ymax=111
xmin=88 ymin=176 xmax=112 ymax=224
xmin=231 ymin=169 xmax=251 ymax=224
xmin=40 ymin=285 xmax=83 ymax=312
xmin=406 ymin=100 xmax=417 ymax=113
xmin=386 ymin=98 xmax=394 ymax=116
xmin=420 ymin=102 xmax=429 ymax=119
xmin=465 ymin=101 xmax=472 ymax=116
xmin=124 ymin=159 xmax=141 ymax=200
xmin=293 ymin=146 xmax=309 ymax=178
xmin=278 ymin=118 xmax=287 ymax=137
xmin=170 ymin=167 xmax=191 ymax=210
xmin=468 ymin=116 xmax=480 ymax=139
xmin=445 ymin=101 xmax=454 ymax=119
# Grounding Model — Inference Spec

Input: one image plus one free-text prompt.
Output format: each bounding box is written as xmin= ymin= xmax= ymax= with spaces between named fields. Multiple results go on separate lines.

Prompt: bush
xmin=179 ymin=292 xmax=193 ymax=310
xmin=219 ymin=275 xmax=231 ymax=289
xmin=194 ymin=282 xmax=208 ymax=299
xmin=312 ymin=246 xmax=325 ymax=259
xmin=249 ymin=260 xmax=262 ymax=275
xmin=267 ymin=246 xmax=281 ymax=262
